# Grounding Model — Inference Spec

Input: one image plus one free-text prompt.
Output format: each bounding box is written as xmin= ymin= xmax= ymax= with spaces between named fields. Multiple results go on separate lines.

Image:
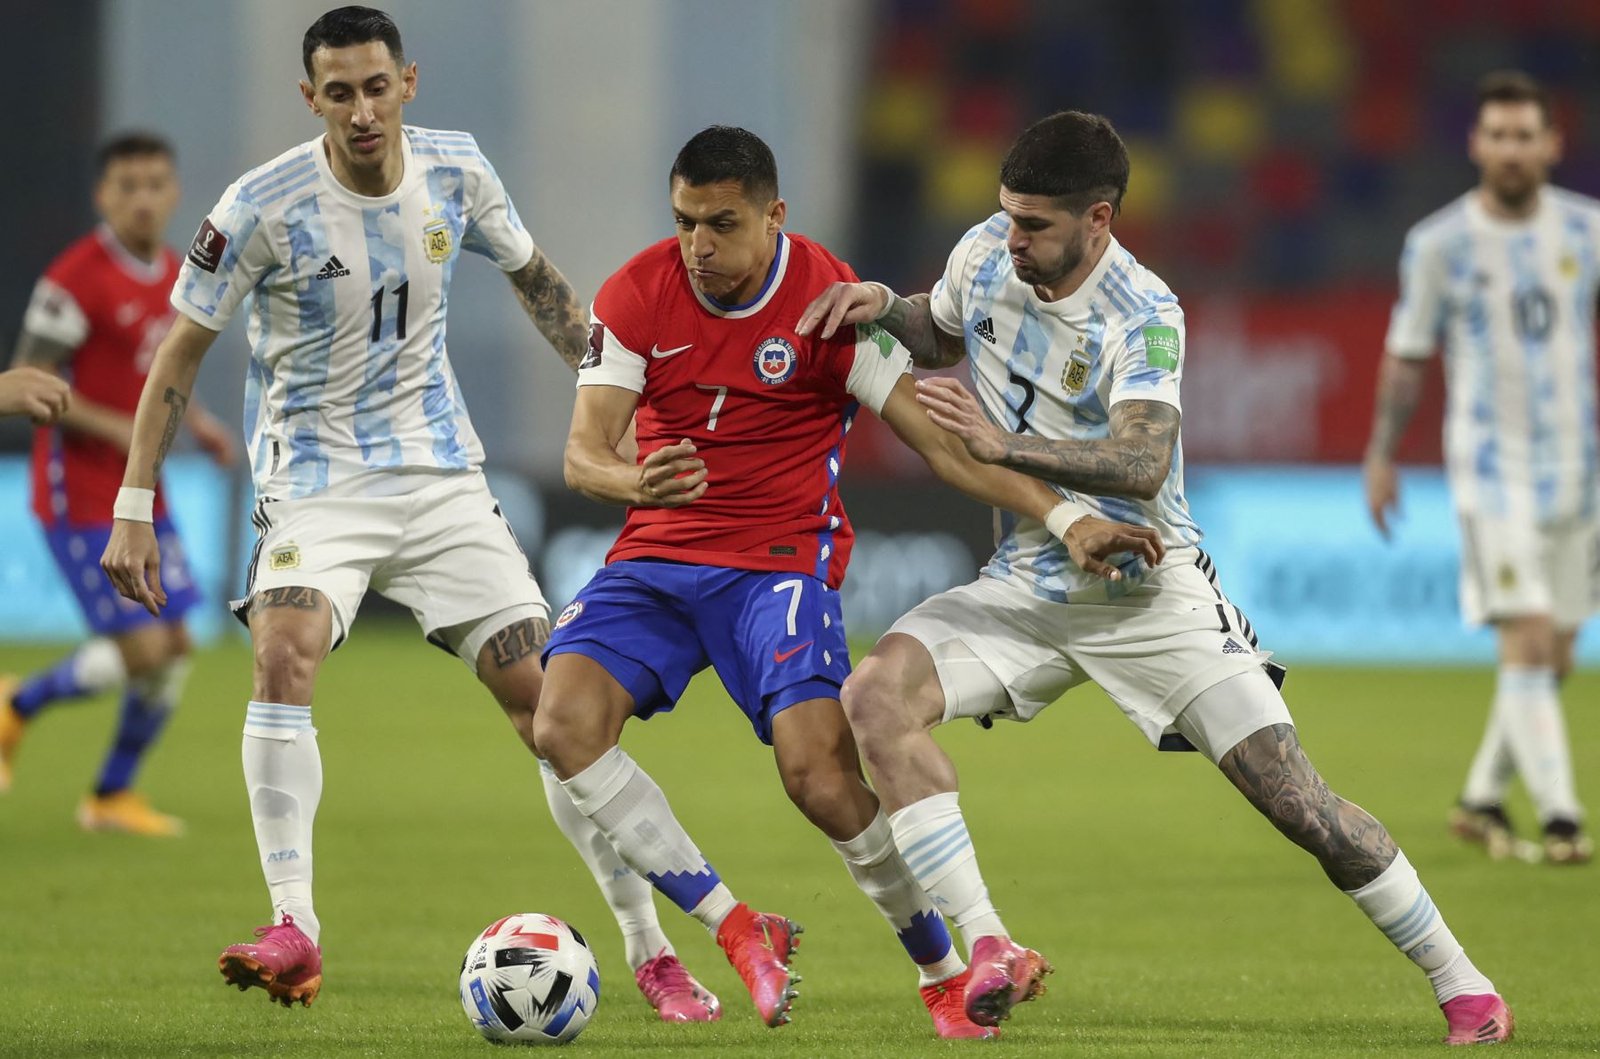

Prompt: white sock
xmin=889 ymin=792 xmax=1005 ymax=954
xmin=242 ymin=701 xmax=322 ymax=945
xmin=560 ymin=747 xmax=735 ymax=933
xmin=834 ymin=812 xmax=962 ymax=986
xmin=1495 ymin=666 xmax=1582 ymax=823
xmin=75 ymin=637 xmax=128 ymax=691
xmin=1459 ymin=702 xmax=1514 ymax=807
xmin=1344 ymin=851 xmax=1495 ymax=1003
xmin=539 ymin=759 xmax=671 ymax=970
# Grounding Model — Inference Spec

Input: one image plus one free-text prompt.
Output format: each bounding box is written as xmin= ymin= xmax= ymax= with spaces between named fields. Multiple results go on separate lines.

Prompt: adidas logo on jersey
xmin=1221 ymin=638 xmax=1247 ymax=655
xmin=314 ymin=255 xmax=350 ymax=280
xmin=974 ymin=316 xmax=996 ymax=344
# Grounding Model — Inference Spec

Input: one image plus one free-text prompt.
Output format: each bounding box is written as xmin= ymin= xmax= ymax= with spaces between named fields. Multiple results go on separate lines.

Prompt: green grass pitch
xmin=1 ymin=626 xmax=1596 ymax=1057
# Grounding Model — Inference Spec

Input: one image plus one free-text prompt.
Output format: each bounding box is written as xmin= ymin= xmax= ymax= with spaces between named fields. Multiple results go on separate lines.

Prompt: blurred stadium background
xmin=4 ymin=4 xmax=1600 ymax=1055
xmin=5 ymin=0 xmax=1600 ymax=662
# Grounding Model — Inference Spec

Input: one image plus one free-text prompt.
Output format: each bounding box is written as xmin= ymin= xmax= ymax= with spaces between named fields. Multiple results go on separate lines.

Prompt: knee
xmin=530 ymin=691 xmax=607 ymax=776
xmin=841 ymin=658 xmax=914 ymax=743
xmin=779 ymin=746 xmax=861 ymax=822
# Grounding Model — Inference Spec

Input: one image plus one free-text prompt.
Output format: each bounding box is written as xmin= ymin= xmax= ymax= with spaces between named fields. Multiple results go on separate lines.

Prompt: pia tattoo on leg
xmin=488 ymin=618 xmax=550 ymax=669
xmin=249 ymin=587 xmax=322 ymax=614
xmin=1220 ymin=723 xmax=1397 ymax=890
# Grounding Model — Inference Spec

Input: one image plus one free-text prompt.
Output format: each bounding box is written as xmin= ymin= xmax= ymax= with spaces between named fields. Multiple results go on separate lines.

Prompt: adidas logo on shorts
xmin=974 ymin=316 xmax=996 ymax=344
xmin=315 ymin=255 xmax=351 ymax=280
xmin=1222 ymin=637 xmax=1247 ymax=655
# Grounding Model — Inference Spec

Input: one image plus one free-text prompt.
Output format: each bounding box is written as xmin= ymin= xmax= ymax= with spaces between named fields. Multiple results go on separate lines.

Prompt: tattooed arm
xmin=796 ymin=283 xmax=967 ymax=369
xmin=507 ymin=244 xmax=589 ymax=373
xmin=100 ymin=315 xmax=220 ymax=615
xmin=1362 ymin=355 xmax=1429 ymax=538
xmin=916 ymin=378 xmax=1179 ymax=501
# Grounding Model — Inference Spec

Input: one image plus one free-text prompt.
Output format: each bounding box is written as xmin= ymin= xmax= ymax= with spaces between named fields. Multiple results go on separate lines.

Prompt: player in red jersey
xmin=534 ymin=126 xmax=1157 ymax=1037
xmin=0 ymin=133 xmax=235 ymax=833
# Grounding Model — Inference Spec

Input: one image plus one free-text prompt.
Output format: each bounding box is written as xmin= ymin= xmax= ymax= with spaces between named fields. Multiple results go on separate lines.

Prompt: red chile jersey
xmin=23 ymin=226 xmax=180 ymax=525
xmin=581 ymin=232 xmax=911 ymax=587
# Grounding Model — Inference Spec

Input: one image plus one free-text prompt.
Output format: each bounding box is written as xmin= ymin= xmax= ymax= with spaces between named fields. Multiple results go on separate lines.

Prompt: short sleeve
xmin=579 ymin=274 xmax=649 ymax=392
xmin=462 ymin=148 xmax=535 ymax=273
xmin=1384 ymin=228 xmax=1446 ymax=360
xmin=1106 ymin=307 xmax=1185 ymax=411
xmin=928 ymin=237 xmax=973 ymax=337
xmin=21 ymin=276 xmax=90 ymax=352
xmin=170 ymin=183 xmax=275 ymax=332
xmin=847 ymin=322 xmax=912 ymax=415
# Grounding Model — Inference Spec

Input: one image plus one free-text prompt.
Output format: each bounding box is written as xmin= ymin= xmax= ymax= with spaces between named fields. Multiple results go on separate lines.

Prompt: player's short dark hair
xmin=1476 ymin=69 xmax=1552 ymax=126
xmin=95 ymin=131 xmax=175 ymax=178
xmin=669 ymin=126 xmax=780 ymax=204
xmin=302 ymin=6 xmax=405 ymax=80
xmin=1000 ymin=110 xmax=1129 ymax=216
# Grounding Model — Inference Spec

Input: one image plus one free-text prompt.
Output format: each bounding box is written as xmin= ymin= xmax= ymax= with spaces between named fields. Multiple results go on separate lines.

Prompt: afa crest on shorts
xmin=753 ymin=336 xmax=798 ymax=385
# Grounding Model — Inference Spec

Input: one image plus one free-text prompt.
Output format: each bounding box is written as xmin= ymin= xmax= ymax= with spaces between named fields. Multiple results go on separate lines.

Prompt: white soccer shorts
xmin=886 ymin=547 xmax=1289 ymax=756
xmin=233 ymin=471 xmax=548 ymax=668
xmin=1458 ymin=513 xmax=1600 ymax=630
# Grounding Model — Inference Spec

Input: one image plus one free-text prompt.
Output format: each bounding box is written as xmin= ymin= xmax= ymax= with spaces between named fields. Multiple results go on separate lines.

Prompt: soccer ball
xmin=459 ymin=913 xmax=601 ymax=1045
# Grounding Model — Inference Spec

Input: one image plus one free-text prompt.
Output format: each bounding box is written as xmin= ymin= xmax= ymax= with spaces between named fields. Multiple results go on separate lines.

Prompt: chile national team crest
xmin=753 ymin=336 xmax=798 ymax=385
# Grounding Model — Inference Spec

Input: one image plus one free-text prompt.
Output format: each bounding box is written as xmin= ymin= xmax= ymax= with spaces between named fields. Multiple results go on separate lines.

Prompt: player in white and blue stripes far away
xmin=800 ymin=109 xmax=1512 ymax=1045
xmin=99 ymin=5 xmax=723 ymax=1023
xmin=1367 ymin=70 xmax=1594 ymax=868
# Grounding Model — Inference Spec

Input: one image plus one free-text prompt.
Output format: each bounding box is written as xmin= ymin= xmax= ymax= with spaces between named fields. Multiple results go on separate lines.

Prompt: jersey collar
xmin=312 ymin=128 xmax=417 ymax=208
xmin=95 ymin=225 xmax=167 ymax=284
xmin=1027 ymin=234 xmax=1123 ymax=317
xmin=690 ymin=232 xmax=790 ymax=319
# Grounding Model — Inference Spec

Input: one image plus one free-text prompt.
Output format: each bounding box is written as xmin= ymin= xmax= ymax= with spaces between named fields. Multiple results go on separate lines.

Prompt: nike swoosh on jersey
xmin=650 ymin=343 xmax=693 ymax=358
xmin=773 ymin=641 xmax=814 ymax=663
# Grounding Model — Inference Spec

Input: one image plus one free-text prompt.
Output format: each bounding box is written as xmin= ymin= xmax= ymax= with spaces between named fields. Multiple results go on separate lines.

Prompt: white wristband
xmin=113 ymin=487 xmax=155 ymax=523
xmin=864 ymin=282 xmax=896 ymax=322
xmin=1044 ymin=499 xmax=1095 ymax=542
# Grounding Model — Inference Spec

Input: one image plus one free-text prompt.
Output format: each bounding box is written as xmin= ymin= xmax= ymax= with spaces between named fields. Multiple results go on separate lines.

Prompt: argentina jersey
xmin=1386 ymin=187 xmax=1600 ymax=525
xmin=930 ymin=214 xmax=1201 ymax=601
xmin=170 ymin=126 xmax=536 ymax=500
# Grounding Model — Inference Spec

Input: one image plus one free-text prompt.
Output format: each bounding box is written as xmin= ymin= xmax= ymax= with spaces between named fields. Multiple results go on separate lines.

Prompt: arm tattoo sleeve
xmin=994 ymin=400 xmax=1179 ymax=500
xmin=486 ymin=617 xmax=551 ymax=669
xmin=152 ymin=386 xmax=189 ymax=479
xmin=509 ymin=247 xmax=589 ymax=373
xmin=881 ymin=293 xmax=967 ymax=370
xmin=1367 ymin=358 xmax=1426 ymax=459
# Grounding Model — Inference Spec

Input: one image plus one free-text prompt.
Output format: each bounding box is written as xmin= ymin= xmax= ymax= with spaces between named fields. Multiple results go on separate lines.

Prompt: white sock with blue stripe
xmin=1344 ymin=850 xmax=1494 ymax=1003
xmin=889 ymin=792 xmax=1006 ymax=954
xmin=243 ymin=701 xmax=322 ymax=945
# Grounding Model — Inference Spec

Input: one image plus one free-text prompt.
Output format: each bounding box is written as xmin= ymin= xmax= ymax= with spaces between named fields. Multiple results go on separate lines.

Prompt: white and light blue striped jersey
xmin=930 ymin=216 xmax=1200 ymax=600
xmin=1386 ymin=187 xmax=1600 ymax=525
xmin=171 ymin=127 xmax=535 ymax=500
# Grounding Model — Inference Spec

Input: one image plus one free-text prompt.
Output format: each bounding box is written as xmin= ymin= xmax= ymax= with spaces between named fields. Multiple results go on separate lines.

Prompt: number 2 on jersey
xmin=370 ymin=281 xmax=410 ymax=343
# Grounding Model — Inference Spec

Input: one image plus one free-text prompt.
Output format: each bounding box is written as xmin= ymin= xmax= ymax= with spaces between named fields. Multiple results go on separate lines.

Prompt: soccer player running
xmin=799 ymin=111 xmax=1513 ymax=1046
xmin=1366 ymin=70 xmax=1593 ymax=867
xmin=533 ymin=125 xmax=1152 ymax=1038
xmin=99 ymin=7 xmax=712 ymax=1018
xmin=1 ymin=133 xmax=237 ymax=836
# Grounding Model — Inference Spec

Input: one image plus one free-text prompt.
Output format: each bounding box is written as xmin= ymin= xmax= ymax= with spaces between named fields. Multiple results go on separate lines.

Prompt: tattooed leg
xmin=1219 ymin=723 xmax=1398 ymax=890
xmin=247 ymin=587 xmax=333 ymax=706
xmin=475 ymin=616 xmax=553 ymax=749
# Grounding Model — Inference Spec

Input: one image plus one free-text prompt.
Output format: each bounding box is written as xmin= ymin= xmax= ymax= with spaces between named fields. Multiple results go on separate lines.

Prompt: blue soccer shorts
xmin=43 ymin=516 xmax=201 ymax=636
xmin=542 ymin=559 xmax=851 ymax=744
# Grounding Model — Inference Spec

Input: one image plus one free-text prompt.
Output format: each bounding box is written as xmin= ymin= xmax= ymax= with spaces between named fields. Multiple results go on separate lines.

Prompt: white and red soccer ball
xmin=459 ymin=913 xmax=600 ymax=1044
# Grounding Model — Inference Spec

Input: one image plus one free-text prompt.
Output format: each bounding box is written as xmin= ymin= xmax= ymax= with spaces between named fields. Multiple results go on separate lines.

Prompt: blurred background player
xmin=1 ymin=132 xmax=236 ymax=835
xmin=801 ymin=110 xmax=1513 ymax=1045
xmin=99 ymin=7 xmax=711 ymax=1018
xmin=0 ymin=367 xmax=69 ymax=423
xmin=534 ymin=125 xmax=1146 ymax=1037
xmin=1365 ymin=70 xmax=1593 ymax=866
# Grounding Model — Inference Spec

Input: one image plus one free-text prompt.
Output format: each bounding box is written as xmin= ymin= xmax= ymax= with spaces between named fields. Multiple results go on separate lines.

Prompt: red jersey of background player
xmin=25 ymin=226 xmax=179 ymax=525
xmin=581 ymin=231 xmax=911 ymax=588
